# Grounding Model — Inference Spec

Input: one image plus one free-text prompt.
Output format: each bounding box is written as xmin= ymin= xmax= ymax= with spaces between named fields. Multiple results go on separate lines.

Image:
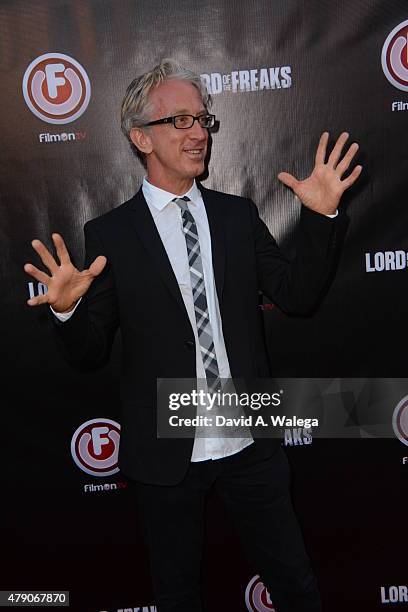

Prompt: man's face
xmin=143 ymin=79 xmax=209 ymax=190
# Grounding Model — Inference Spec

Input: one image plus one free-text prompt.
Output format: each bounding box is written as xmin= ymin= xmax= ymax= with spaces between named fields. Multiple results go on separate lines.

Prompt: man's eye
xmin=176 ymin=116 xmax=190 ymax=127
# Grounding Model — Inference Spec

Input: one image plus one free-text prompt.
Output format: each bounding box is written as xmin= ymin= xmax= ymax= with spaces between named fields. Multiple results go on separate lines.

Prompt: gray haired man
xmin=25 ymin=59 xmax=361 ymax=611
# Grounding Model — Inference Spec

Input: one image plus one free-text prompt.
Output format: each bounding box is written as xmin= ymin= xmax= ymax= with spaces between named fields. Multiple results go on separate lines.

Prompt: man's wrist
xmin=58 ymin=302 xmax=78 ymax=314
xmin=50 ymin=298 xmax=82 ymax=322
xmin=302 ymin=204 xmax=338 ymax=219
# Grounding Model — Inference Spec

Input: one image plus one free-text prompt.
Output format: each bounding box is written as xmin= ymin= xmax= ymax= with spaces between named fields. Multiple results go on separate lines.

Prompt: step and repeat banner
xmin=1 ymin=1 xmax=408 ymax=610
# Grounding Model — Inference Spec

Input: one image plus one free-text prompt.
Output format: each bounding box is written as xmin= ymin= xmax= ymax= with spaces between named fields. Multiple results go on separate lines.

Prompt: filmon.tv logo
xmin=381 ymin=20 xmax=408 ymax=92
xmin=71 ymin=418 xmax=121 ymax=476
xmin=22 ymin=52 xmax=91 ymax=124
xmin=392 ymin=396 xmax=408 ymax=447
xmin=245 ymin=575 xmax=275 ymax=612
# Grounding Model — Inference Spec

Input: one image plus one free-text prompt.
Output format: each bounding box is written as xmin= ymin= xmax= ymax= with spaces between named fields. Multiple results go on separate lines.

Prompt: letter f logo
xmin=23 ymin=53 xmax=91 ymax=124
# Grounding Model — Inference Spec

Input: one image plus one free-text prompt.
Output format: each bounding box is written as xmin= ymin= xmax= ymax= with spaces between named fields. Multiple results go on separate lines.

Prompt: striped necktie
xmin=173 ymin=196 xmax=220 ymax=391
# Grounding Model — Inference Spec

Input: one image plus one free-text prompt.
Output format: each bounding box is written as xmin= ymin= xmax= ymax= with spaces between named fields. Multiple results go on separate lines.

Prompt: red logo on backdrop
xmin=22 ymin=53 xmax=91 ymax=124
xmin=245 ymin=575 xmax=275 ymax=612
xmin=381 ymin=20 xmax=408 ymax=91
xmin=392 ymin=396 xmax=408 ymax=447
xmin=71 ymin=418 xmax=121 ymax=476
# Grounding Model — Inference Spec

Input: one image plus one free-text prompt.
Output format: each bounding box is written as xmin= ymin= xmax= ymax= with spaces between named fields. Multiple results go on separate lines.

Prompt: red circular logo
xmin=71 ymin=418 xmax=121 ymax=477
xmin=22 ymin=52 xmax=91 ymax=124
xmin=381 ymin=20 xmax=408 ymax=91
xmin=393 ymin=396 xmax=408 ymax=447
xmin=245 ymin=575 xmax=275 ymax=612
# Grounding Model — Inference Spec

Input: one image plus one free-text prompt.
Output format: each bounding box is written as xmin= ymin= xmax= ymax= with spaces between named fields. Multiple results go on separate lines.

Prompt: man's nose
xmin=189 ymin=119 xmax=207 ymax=139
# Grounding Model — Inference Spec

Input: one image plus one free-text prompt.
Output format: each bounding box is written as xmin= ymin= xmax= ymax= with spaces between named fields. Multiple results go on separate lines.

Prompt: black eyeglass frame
xmin=143 ymin=113 xmax=216 ymax=129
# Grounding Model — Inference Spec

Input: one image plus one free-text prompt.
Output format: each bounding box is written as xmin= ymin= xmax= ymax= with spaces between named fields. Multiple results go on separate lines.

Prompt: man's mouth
xmin=184 ymin=148 xmax=205 ymax=157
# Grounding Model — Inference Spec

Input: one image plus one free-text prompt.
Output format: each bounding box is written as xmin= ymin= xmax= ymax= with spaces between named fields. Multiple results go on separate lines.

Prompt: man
xmin=25 ymin=59 xmax=361 ymax=611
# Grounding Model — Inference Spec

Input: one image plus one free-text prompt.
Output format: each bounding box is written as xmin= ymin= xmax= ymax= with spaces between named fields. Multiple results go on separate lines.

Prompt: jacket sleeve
xmin=52 ymin=220 xmax=119 ymax=370
xmin=250 ymin=200 xmax=348 ymax=314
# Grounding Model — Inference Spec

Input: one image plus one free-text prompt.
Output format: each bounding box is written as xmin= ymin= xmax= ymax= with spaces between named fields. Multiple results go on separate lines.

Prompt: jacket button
xmin=185 ymin=340 xmax=194 ymax=350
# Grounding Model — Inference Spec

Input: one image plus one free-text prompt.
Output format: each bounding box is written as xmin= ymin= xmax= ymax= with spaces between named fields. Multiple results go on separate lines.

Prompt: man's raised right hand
xmin=24 ymin=233 xmax=107 ymax=313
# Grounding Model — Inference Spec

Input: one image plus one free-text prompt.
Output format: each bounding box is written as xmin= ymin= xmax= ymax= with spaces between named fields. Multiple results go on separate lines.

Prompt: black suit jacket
xmin=55 ymin=185 xmax=345 ymax=485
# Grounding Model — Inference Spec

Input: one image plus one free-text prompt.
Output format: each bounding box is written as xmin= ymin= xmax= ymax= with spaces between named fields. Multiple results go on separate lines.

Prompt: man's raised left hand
xmin=277 ymin=131 xmax=362 ymax=215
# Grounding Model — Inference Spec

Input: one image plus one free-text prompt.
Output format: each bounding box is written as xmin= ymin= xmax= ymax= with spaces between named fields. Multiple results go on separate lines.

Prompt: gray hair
xmin=120 ymin=58 xmax=212 ymax=167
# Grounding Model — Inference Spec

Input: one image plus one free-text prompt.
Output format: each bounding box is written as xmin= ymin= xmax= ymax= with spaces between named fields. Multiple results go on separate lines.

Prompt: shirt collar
xmin=142 ymin=177 xmax=201 ymax=212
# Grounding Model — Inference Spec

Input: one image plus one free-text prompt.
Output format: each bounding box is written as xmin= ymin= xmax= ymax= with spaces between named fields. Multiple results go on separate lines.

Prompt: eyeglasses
xmin=144 ymin=113 xmax=216 ymax=129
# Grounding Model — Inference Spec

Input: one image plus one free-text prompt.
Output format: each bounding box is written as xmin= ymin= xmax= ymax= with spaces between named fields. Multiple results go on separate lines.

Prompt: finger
xmin=52 ymin=233 xmax=71 ymax=265
xmin=24 ymin=263 xmax=50 ymax=285
xmin=340 ymin=165 xmax=363 ymax=189
xmin=277 ymin=172 xmax=299 ymax=190
xmin=315 ymin=132 xmax=329 ymax=165
xmin=335 ymin=142 xmax=359 ymax=177
xmin=31 ymin=239 xmax=58 ymax=274
xmin=327 ymin=132 xmax=349 ymax=168
xmin=27 ymin=293 xmax=50 ymax=307
xmin=87 ymin=255 xmax=107 ymax=278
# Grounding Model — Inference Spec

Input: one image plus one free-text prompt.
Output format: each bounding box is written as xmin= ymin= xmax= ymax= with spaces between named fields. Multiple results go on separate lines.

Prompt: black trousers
xmin=135 ymin=443 xmax=321 ymax=612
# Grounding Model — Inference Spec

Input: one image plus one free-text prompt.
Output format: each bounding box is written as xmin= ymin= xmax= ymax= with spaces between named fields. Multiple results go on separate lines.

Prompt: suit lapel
xmin=127 ymin=189 xmax=187 ymax=315
xmin=199 ymin=185 xmax=226 ymax=305
xmin=126 ymin=185 xmax=227 ymax=312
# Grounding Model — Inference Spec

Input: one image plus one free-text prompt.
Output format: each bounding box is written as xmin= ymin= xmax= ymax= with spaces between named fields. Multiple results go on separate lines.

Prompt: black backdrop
xmin=1 ymin=1 xmax=408 ymax=610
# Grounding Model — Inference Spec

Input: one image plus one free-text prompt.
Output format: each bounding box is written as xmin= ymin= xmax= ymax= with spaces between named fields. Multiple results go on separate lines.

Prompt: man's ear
xmin=130 ymin=127 xmax=153 ymax=155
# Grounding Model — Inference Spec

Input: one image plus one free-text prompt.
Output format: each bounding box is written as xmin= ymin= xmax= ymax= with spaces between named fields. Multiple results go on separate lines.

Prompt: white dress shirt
xmin=141 ymin=179 xmax=253 ymax=461
xmin=54 ymin=178 xmax=253 ymax=462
